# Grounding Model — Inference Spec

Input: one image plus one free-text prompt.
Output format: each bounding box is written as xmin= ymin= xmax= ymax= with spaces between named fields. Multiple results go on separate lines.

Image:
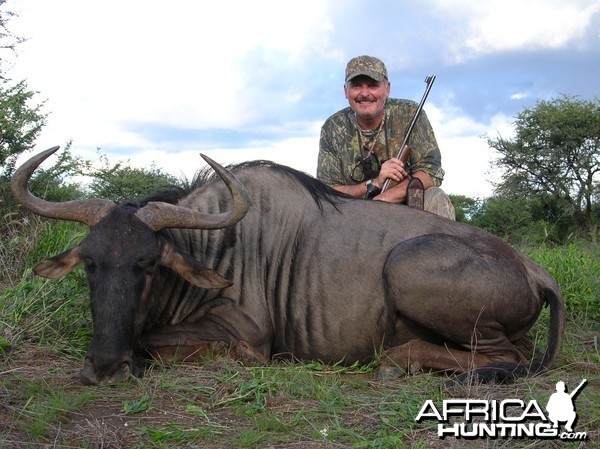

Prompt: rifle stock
xmin=398 ymin=145 xmax=410 ymax=164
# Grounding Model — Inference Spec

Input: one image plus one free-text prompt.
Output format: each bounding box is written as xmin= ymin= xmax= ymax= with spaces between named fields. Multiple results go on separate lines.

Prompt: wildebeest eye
xmin=136 ymin=258 xmax=157 ymax=273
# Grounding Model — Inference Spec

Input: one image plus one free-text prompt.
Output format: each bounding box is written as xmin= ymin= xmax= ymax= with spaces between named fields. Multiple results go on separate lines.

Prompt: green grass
xmin=527 ymin=243 xmax=600 ymax=322
xmin=0 ymin=220 xmax=91 ymax=357
xmin=22 ymin=383 xmax=93 ymax=438
xmin=123 ymin=394 xmax=152 ymax=415
xmin=2 ymin=375 xmax=99 ymax=443
xmin=2 ymin=342 xmax=599 ymax=448
xmin=1 ymin=222 xmax=599 ymax=448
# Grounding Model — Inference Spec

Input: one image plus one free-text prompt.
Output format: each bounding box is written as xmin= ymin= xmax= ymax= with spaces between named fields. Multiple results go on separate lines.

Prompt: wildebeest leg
xmin=379 ymin=234 xmax=541 ymax=380
xmin=146 ymin=340 xmax=229 ymax=363
xmin=140 ymin=311 xmax=270 ymax=365
xmin=146 ymin=339 xmax=268 ymax=365
xmin=375 ymin=339 xmax=524 ymax=380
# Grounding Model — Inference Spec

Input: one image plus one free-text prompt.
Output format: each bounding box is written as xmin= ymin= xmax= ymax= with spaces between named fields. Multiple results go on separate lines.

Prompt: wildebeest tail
xmin=529 ymin=284 xmax=566 ymax=374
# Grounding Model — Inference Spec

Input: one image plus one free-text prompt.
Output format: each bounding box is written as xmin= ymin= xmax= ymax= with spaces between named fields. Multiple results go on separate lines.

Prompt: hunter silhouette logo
xmin=416 ymin=379 xmax=588 ymax=441
xmin=546 ymin=379 xmax=587 ymax=433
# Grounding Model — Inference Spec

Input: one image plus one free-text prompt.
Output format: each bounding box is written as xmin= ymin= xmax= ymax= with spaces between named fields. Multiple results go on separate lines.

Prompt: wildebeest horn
xmin=10 ymin=146 xmax=116 ymax=226
xmin=134 ymin=154 xmax=250 ymax=230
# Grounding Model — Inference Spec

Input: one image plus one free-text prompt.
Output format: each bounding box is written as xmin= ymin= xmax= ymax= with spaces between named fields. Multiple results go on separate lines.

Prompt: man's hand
xmin=374 ymin=157 xmax=408 ymax=188
xmin=374 ymin=170 xmax=434 ymax=203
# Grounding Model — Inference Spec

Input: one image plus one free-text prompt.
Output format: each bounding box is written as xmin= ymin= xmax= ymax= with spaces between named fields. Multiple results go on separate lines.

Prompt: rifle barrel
xmin=381 ymin=75 xmax=436 ymax=193
xmin=569 ymin=379 xmax=587 ymax=398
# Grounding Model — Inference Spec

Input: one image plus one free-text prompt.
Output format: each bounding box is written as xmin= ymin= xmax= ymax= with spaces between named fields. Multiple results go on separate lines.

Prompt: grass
xmin=2 ymin=343 xmax=600 ymax=448
xmin=527 ymin=242 xmax=600 ymax=322
xmin=1 ymin=221 xmax=599 ymax=448
xmin=3 ymin=347 xmax=597 ymax=448
xmin=0 ymin=219 xmax=91 ymax=357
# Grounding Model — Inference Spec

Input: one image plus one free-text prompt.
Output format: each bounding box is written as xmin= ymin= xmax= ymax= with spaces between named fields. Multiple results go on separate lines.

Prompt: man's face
xmin=344 ymin=75 xmax=390 ymax=122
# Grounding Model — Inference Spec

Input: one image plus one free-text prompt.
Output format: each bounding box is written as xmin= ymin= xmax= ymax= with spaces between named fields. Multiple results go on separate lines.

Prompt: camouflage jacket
xmin=317 ymin=98 xmax=445 ymax=187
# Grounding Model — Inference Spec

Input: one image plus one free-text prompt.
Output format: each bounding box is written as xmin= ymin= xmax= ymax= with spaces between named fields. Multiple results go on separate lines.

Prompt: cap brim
xmin=345 ymin=70 xmax=386 ymax=82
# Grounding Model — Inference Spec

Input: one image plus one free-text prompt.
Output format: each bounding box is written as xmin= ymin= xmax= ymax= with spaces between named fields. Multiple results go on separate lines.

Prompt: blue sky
xmin=6 ymin=0 xmax=600 ymax=197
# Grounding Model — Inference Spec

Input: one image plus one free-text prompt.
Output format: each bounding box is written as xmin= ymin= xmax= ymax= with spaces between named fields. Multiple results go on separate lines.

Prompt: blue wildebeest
xmin=11 ymin=147 xmax=565 ymax=385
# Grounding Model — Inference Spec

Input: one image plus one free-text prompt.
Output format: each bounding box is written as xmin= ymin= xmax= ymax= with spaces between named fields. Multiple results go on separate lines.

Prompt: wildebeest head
xmin=11 ymin=146 xmax=250 ymax=385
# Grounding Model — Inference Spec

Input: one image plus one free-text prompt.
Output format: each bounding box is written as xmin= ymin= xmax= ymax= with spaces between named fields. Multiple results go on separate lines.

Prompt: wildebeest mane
xmin=120 ymin=185 xmax=187 ymax=210
xmin=192 ymin=160 xmax=347 ymax=213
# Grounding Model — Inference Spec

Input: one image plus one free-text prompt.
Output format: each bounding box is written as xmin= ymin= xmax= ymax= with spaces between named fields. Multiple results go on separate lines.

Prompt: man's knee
xmin=424 ymin=187 xmax=455 ymax=220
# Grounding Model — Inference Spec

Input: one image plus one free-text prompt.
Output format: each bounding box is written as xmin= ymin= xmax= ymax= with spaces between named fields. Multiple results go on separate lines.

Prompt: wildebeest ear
xmin=159 ymin=241 xmax=233 ymax=289
xmin=33 ymin=246 xmax=83 ymax=279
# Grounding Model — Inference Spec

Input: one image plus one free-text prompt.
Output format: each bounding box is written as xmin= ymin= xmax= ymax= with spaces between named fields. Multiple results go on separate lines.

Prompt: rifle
xmin=569 ymin=379 xmax=587 ymax=399
xmin=380 ymin=75 xmax=436 ymax=194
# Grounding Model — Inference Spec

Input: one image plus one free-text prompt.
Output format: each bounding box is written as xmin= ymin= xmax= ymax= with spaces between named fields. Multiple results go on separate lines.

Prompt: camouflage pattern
xmin=317 ymin=98 xmax=445 ymax=188
xmin=424 ymin=187 xmax=456 ymax=220
xmin=345 ymin=55 xmax=388 ymax=82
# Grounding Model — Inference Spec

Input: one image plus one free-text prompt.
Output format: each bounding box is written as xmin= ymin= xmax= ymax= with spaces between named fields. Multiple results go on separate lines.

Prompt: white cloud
xmin=7 ymin=0 xmax=596 ymax=200
xmin=80 ymin=117 xmax=323 ymax=181
xmin=429 ymin=0 xmax=600 ymax=61
xmin=510 ymin=93 xmax=529 ymax=100
xmin=427 ymin=102 xmax=514 ymax=198
xmin=7 ymin=0 xmax=333 ymax=148
xmin=107 ymin=134 xmax=321 ymax=185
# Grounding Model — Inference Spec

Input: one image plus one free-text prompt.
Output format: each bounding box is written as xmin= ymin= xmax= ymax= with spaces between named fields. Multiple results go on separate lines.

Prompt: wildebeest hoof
xmin=374 ymin=365 xmax=403 ymax=381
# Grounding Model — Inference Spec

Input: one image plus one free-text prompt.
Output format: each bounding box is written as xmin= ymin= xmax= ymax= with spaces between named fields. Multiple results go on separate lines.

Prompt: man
xmin=546 ymin=381 xmax=578 ymax=432
xmin=317 ymin=55 xmax=454 ymax=219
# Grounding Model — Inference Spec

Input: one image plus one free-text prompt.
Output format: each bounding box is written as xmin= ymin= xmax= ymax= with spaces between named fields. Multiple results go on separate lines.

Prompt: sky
xmin=4 ymin=0 xmax=600 ymax=198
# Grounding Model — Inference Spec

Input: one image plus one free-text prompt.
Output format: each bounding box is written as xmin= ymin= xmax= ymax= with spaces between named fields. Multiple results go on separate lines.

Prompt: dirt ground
xmin=1 ymin=345 xmax=370 ymax=448
xmin=2 ymin=342 xmax=598 ymax=449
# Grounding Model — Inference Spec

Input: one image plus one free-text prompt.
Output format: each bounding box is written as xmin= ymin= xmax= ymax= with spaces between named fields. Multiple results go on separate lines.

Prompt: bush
xmin=87 ymin=152 xmax=182 ymax=203
xmin=470 ymin=195 xmax=577 ymax=245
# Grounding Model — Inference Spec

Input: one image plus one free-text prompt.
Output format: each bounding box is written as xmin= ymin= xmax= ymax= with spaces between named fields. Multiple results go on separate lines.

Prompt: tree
xmin=87 ymin=151 xmax=182 ymax=203
xmin=488 ymin=96 xmax=600 ymax=242
xmin=0 ymin=81 xmax=47 ymax=178
xmin=0 ymin=0 xmax=24 ymax=79
xmin=0 ymin=0 xmax=47 ymax=178
xmin=0 ymin=2 xmax=47 ymax=218
xmin=1 ymin=143 xmax=87 ymax=222
xmin=448 ymin=194 xmax=478 ymax=223
xmin=470 ymin=194 xmax=576 ymax=246
xmin=25 ymin=142 xmax=88 ymax=202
